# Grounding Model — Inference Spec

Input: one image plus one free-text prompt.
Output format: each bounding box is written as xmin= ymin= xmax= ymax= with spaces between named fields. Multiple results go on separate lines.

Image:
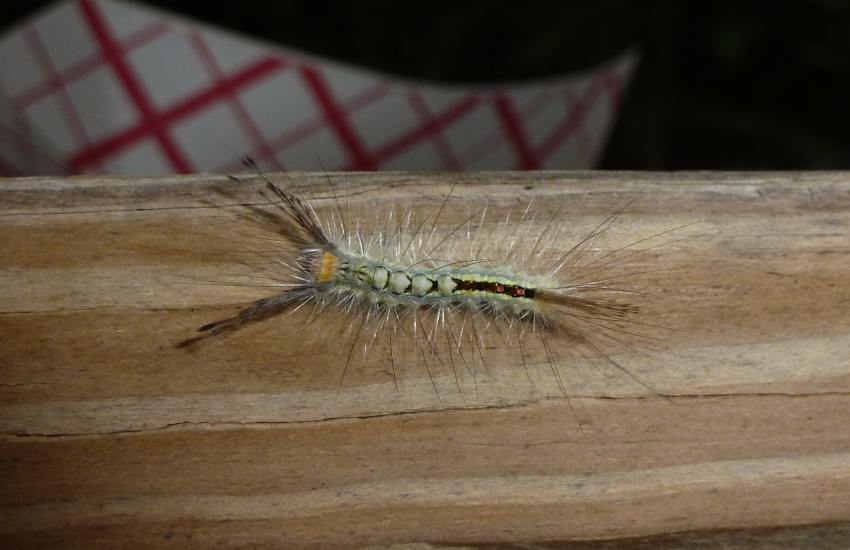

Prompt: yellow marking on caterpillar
xmin=318 ymin=251 xmax=338 ymax=282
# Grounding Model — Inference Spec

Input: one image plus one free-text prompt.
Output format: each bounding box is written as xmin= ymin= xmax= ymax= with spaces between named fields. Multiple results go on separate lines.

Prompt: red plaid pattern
xmin=0 ymin=0 xmax=637 ymax=176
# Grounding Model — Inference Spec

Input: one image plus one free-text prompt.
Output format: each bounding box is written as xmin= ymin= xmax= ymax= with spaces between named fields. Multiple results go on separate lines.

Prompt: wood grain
xmin=1 ymin=171 xmax=849 ymax=549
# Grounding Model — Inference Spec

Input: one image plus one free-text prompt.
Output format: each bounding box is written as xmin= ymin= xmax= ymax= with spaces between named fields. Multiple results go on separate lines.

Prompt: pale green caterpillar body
xmin=184 ymin=160 xmax=685 ymax=412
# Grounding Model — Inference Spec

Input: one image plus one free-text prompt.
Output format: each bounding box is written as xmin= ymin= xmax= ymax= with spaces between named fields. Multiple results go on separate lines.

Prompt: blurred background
xmin=2 ymin=0 xmax=849 ymax=172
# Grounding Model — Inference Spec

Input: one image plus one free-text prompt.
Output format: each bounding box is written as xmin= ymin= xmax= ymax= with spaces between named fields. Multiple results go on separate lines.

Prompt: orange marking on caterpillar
xmin=318 ymin=251 xmax=338 ymax=282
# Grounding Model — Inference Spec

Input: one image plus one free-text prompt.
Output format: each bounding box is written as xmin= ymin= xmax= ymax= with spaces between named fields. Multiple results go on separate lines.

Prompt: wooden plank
xmin=1 ymin=171 xmax=849 ymax=549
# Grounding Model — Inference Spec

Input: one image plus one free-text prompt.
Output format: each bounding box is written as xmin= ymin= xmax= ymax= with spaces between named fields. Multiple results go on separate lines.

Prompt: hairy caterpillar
xmin=181 ymin=161 xmax=692 ymax=417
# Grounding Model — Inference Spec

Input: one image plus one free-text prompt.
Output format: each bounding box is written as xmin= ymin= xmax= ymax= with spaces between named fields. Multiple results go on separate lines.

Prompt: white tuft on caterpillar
xmin=180 ymin=159 xmax=698 ymax=421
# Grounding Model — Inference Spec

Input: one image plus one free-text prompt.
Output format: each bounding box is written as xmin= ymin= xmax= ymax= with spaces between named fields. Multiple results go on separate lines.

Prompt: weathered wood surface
xmin=1 ymin=171 xmax=849 ymax=549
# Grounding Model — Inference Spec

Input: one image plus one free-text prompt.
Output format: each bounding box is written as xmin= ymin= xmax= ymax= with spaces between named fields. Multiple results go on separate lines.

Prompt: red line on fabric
xmin=187 ymin=31 xmax=283 ymax=171
xmin=247 ymin=81 xmax=391 ymax=169
xmin=339 ymin=83 xmax=393 ymax=113
xmin=404 ymin=90 xmax=462 ymax=170
xmin=373 ymin=96 xmax=480 ymax=162
xmin=70 ymin=55 xmax=284 ymax=171
xmin=298 ymin=66 xmax=377 ymax=170
xmin=121 ymin=19 xmax=172 ymax=51
xmin=581 ymin=71 xmax=624 ymax=167
xmin=77 ymin=0 xmax=192 ymax=172
xmin=14 ymin=20 xmax=170 ymax=109
xmin=535 ymin=70 xmax=625 ymax=166
xmin=536 ymin=77 xmax=599 ymax=162
xmin=493 ymin=95 xmax=538 ymax=170
xmin=266 ymin=117 xmax=327 ymax=157
xmin=0 ymin=75 xmax=68 ymax=175
xmin=22 ymin=25 xmax=91 ymax=152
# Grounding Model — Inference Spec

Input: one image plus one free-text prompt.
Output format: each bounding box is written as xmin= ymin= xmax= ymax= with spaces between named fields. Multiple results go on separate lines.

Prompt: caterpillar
xmin=181 ymin=160 xmax=692 ymax=416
